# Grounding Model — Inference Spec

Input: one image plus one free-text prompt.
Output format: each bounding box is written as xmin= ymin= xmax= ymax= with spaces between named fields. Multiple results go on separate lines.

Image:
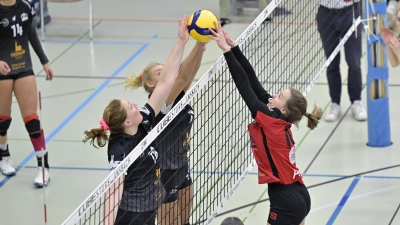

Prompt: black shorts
xmin=267 ymin=182 xmax=311 ymax=225
xmin=161 ymin=162 xmax=192 ymax=203
xmin=114 ymin=208 xmax=156 ymax=225
xmin=0 ymin=70 xmax=34 ymax=80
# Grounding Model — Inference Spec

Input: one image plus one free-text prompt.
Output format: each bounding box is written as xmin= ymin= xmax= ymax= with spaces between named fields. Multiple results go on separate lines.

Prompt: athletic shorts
xmin=267 ymin=182 xmax=311 ymax=225
xmin=161 ymin=162 xmax=192 ymax=203
xmin=0 ymin=70 xmax=34 ymax=80
xmin=114 ymin=208 xmax=156 ymax=225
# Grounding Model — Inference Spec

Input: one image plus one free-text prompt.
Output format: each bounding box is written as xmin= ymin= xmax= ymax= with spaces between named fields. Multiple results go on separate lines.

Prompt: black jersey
xmin=0 ymin=0 xmax=47 ymax=74
xmin=108 ymin=103 xmax=165 ymax=212
xmin=153 ymin=91 xmax=194 ymax=170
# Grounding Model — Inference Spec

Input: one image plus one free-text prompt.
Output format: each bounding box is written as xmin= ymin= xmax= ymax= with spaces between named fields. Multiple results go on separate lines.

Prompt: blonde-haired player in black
xmin=0 ymin=0 xmax=53 ymax=187
xmin=83 ymin=14 xmax=191 ymax=225
xmin=125 ymin=42 xmax=206 ymax=225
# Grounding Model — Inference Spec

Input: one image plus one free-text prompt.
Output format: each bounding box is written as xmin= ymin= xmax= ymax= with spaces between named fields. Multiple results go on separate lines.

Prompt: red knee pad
xmin=24 ymin=114 xmax=46 ymax=157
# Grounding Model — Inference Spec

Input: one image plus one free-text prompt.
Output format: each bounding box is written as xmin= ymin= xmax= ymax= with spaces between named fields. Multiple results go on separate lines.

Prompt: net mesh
xmin=61 ymin=0 xmax=357 ymax=224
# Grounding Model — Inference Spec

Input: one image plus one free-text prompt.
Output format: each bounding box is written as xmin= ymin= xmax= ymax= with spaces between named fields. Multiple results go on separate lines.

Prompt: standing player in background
xmin=125 ymin=41 xmax=206 ymax=225
xmin=0 ymin=0 xmax=53 ymax=187
xmin=316 ymin=0 xmax=367 ymax=122
xmin=83 ymin=15 xmax=190 ymax=225
xmin=210 ymin=22 xmax=322 ymax=225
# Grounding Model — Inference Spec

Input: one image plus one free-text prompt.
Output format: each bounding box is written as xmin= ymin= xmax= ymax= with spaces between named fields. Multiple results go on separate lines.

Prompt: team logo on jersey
xmin=21 ymin=13 xmax=28 ymax=22
xmin=0 ymin=18 xmax=9 ymax=27
xmin=289 ymin=146 xmax=296 ymax=164
xmin=148 ymin=147 xmax=158 ymax=164
xmin=293 ymin=169 xmax=301 ymax=179
xmin=140 ymin=106 xmax=150 ymax=115
xmin=11 ymin=41 xmax=26 ymax=59
xmin=141 ymin=139 xmax=148 ymax=151
xmin=188 ymin=109 xmax=194 ymax=123
xmin=12 ymin=16 xmax=16 ymax=21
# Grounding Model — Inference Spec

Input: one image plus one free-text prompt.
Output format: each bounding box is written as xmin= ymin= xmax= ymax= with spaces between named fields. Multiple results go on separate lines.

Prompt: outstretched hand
xmin=178 ymin=14 xmax=190 ymax=43
xmin=381 ymin=26 xmax=394 ymax=44
xmin=208 ymin=21 xmax=230 ymax=53
xmin=223 ymin=30 xmax=237 ymax=48
xmin=0 ymin=61 xmax=10 ymax=75
xmin=389 ymin=36 xmax=400 ymax=56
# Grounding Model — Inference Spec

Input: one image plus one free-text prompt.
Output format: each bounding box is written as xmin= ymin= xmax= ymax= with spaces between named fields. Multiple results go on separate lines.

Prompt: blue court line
xmin=326 ymin=176 xmax=361 ymax=225
xmin=0 ymin=42 xmax=150 ymax=188
xmin=44 ymin=39 xmax=147 ymax=45
xmin=12 ymin=166 xmax=400 ymax=180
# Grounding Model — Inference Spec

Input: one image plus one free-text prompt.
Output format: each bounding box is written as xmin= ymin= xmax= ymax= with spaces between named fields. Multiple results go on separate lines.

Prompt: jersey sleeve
xmin=107 ymin=143 xmax=127 ymax=174
xmin=28 ymin=21 xmax=49 ymax=65
xmin=140 ymin=103 xmax=156 ymax=132
xmin=231 ymin=45 xmax=272 ymax=103
xmin=160 ymin=90 xmax=184 ymax=115
xmin=224 ymin=50 xmax=281 ymax=119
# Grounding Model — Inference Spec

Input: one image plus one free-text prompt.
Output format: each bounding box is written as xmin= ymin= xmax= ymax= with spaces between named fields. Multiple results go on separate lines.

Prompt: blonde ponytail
xmin=124 ymin=62 xmax=163 ymax=94
xmin=124 ymin=74 xmax=143 ymax=90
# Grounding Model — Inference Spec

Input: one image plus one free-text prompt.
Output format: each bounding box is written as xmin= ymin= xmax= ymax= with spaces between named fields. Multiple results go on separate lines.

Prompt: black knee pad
xmin=0 ymin=117 xmax=12 ymax=136
xmin=24 ymin=116 xmax=41 ymax=138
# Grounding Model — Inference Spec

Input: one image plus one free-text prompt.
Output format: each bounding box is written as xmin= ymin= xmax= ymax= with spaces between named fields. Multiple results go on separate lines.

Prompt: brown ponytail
xmin=82 ymin=127 xmax=109 ymax=149
xmin=83 ymin=99 xmax=127 ymax=148
xmin=305 ymin=104 xmax=323 ymax=130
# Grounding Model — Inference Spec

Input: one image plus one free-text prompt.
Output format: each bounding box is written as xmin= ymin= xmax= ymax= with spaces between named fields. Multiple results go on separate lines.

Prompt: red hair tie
xmin=139 ymin=70 xmax=145 ymax=80
xmin=99 ymin=119 xmax=109 ymax=131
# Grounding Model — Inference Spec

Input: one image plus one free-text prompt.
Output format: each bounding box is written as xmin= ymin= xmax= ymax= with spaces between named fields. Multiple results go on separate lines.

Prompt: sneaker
xmin=34 ymin=168 xmax=50 ymax=187
xmin=325 ymin=103 xmax=341 ymax=122
xmin=0 ymin=157 xmax=16 ymax=176
xmin=351 ymin=100 xmax=367 ymax=121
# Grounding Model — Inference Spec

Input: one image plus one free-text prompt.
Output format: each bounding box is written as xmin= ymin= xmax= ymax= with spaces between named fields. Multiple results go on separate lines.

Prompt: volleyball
xmin=187 ymin=10 xmax=218 ymax=42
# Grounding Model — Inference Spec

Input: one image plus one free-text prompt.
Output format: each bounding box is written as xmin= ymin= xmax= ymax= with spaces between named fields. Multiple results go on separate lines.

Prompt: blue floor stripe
xmin=0 ymin=43 xmax=150 ymax=188
xmin=326 ymin=176 xmax=361 ymax=225
xmin=11 ymin=167 xmax=400 ymax=180
xmin=44 ymin=39 xmax=147 ymax=45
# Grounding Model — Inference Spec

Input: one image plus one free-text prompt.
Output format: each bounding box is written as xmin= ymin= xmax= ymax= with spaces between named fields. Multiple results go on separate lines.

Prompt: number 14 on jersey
xmin=11 ymin=23 xmax=23 ymax=37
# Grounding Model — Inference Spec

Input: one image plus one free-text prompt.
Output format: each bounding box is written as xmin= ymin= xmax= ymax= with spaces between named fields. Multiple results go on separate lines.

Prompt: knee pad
xmin=24 ymin=114 xmax=46 ymax=156
xmin=0 ymin=116 xmax=12 ymax=136
xmin=24 ymin=114 xmax=41 ymax=138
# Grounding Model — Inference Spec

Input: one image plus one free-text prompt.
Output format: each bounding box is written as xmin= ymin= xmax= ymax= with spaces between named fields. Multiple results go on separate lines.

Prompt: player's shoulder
xmin=19 ymin=0 xmax=34 ymax=9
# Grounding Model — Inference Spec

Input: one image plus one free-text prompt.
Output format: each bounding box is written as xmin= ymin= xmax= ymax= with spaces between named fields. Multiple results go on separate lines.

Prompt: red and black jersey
xmin=224 ymin=46 xmax=304 ymax=185
xmin=248 ymin=112 xmax=303 ymax=185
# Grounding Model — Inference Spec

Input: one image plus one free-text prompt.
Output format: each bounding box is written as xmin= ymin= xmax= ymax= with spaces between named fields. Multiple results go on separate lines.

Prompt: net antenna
xmin=38 ymin=91 xmax=48 ymax=225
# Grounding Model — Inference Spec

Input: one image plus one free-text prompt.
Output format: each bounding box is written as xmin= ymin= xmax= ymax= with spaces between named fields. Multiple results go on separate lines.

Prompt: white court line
xmin=310 ymin=184 xmax=400 ymax=213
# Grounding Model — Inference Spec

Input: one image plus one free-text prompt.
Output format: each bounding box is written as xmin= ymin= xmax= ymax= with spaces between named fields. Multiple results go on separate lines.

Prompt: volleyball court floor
xmin=0 ymin=0 xmax=399 ymax=225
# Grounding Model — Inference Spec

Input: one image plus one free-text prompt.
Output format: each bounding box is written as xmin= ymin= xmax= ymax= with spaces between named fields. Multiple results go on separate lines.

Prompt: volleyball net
xmin=62 ymin=0 xmax=363 ymax=224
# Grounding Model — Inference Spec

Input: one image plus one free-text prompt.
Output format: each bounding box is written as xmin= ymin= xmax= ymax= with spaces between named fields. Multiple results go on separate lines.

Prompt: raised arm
xmin=148 ymin=15 xmax=190 ymax=116
xmin=165 ymin=41 xmax=206 ymax=105
xmin=209 ymin=22 xmax=276 ymax=118
xmin=183 ymin=42 xmax=206 ymax=92
xmin=223 ymin=31 xmax=272 ymax=103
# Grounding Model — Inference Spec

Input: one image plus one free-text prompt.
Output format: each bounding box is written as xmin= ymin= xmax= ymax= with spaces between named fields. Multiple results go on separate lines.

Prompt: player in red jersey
xmin=210 ymin=22 xmax=323 ymax=225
